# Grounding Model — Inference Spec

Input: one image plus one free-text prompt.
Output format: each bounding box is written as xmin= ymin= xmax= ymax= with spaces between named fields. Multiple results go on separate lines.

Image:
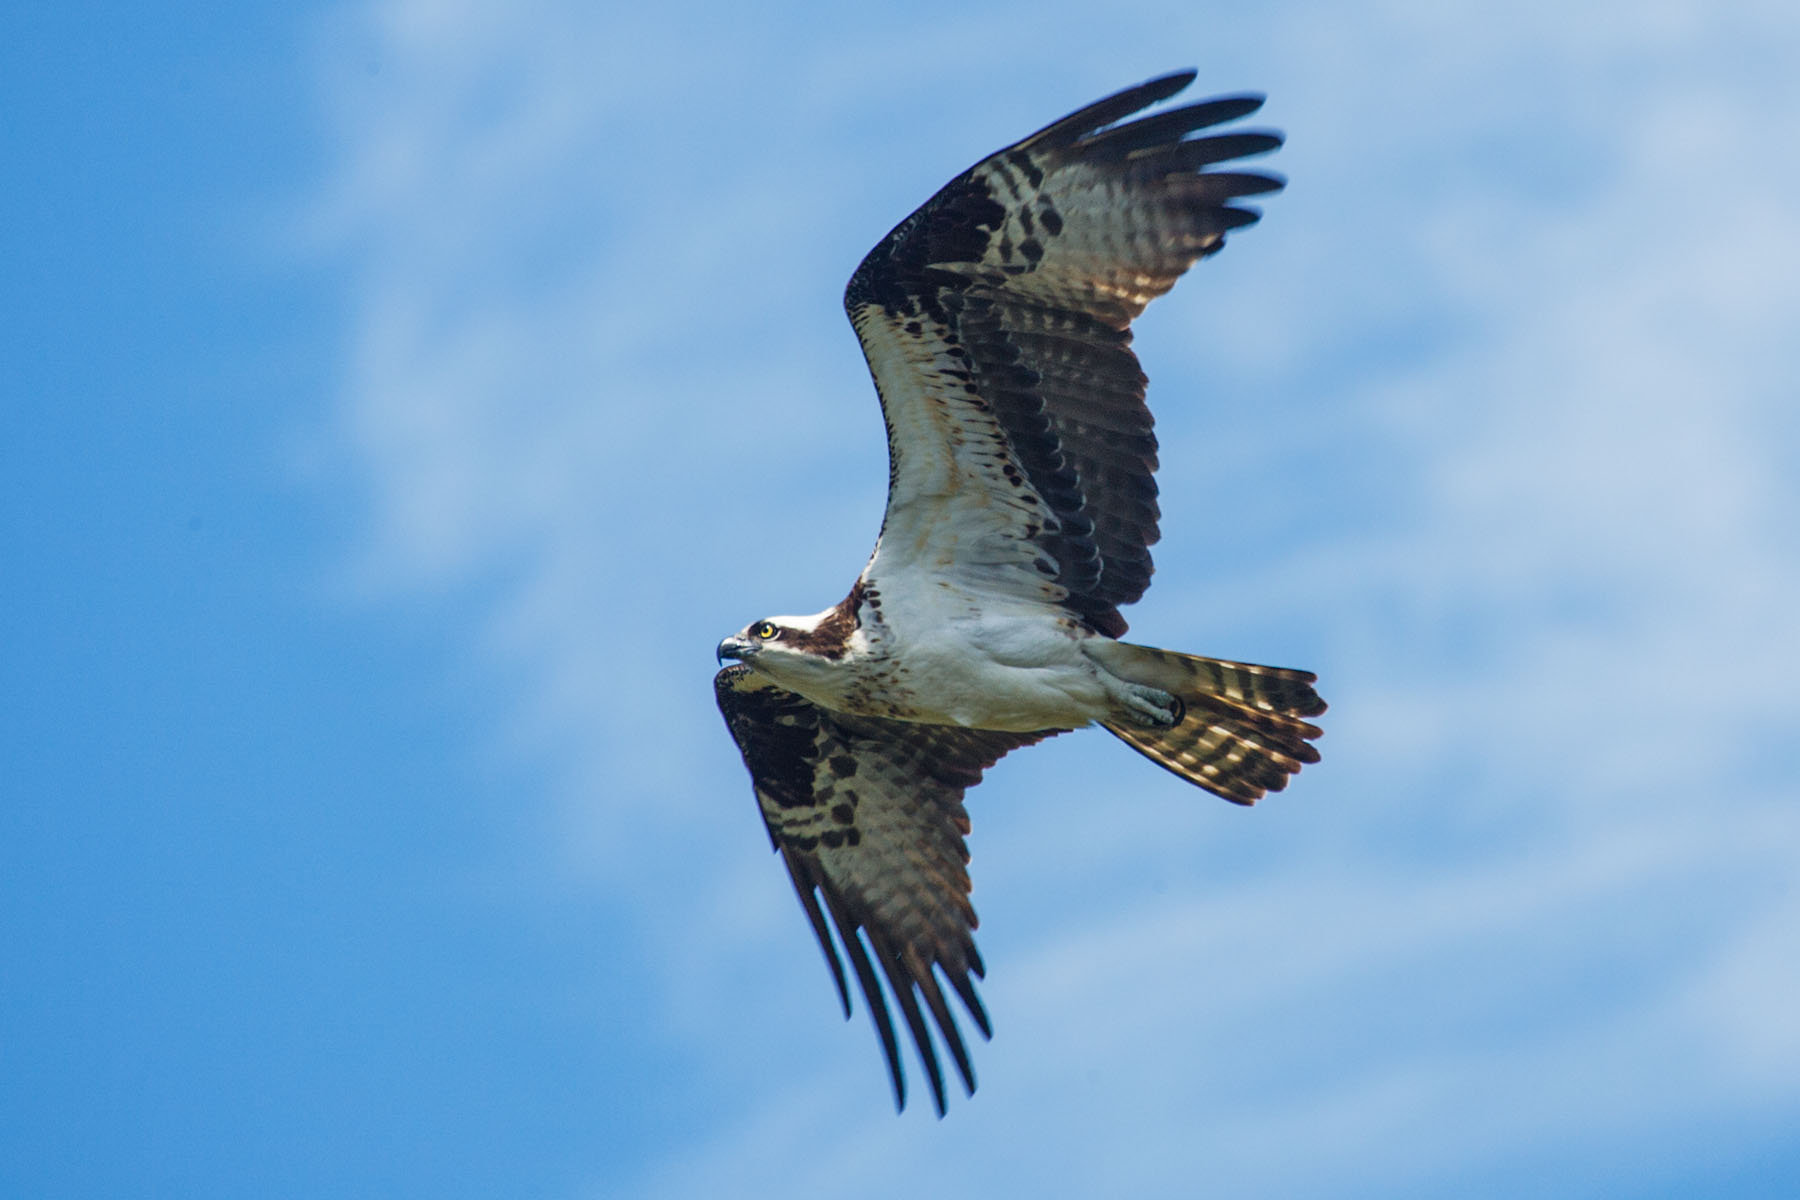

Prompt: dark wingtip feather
xmin=785 ymin=857 xmax=852 ymax=1017
xmin=1138 ymin=67 xmax=1200 ymax=102
xmin=819 ymin=887 xmax=908 ymax=1112
xmin=912 ymin=964 xmax=978 ymax=1100
xmin=1020 ymin=68 xmax=1197 ymax=151
xmin=1160 ymin=131 xmax=1285 ymax=172
xmin=1216 ymin=206 xmax=1266 ymax=231
xmin=878 ymin=949 xmax=949 ymax=1116
xmin=950 ymin=971 xmax=993 ymax=1039
xmin=1204 ymin=170 xmax=1287 ymax=197
xmin=1210 ymin=91 xmax=1267 ymax=116
xmin=1078 ymin=93 xmax=1270 ymax=161
xmin=1113 ymin=68 xmax=1199 ymax=114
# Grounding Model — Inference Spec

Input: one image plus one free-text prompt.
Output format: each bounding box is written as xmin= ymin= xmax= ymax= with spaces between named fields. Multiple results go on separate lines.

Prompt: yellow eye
xmin=755 ymin=622 xmax=779 ymax=641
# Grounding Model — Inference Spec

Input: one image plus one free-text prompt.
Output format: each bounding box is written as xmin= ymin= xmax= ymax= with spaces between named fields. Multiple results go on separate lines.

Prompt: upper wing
xmin=847 ymin=71 xmax=1282 ymax=636
xmin=714 ymin=664 xmax=1057 ymax=1115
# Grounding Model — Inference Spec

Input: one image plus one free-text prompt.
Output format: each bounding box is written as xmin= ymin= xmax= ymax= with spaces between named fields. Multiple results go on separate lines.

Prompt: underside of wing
xmin=714 ymin=664 xmax=1058 ymax=1115
xmin=847 ymin=71 xmax=1282 ymax=636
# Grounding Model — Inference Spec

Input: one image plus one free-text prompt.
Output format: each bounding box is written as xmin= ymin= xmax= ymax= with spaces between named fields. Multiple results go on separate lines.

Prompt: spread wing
xmin=846 ymin=70 xmax=1282 ymax=636
xmin=714 ymin=664 xmax=1058 ymax=1114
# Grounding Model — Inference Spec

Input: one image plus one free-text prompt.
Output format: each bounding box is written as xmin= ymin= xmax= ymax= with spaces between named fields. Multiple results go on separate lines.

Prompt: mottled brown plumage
xmin=846 ymin=71 xmax=1282 ymax=638
xmin=715 ymin=70 xmax=1324 ymax=1115
xmin=716 ymin=666 xmax=1052 ymax=1111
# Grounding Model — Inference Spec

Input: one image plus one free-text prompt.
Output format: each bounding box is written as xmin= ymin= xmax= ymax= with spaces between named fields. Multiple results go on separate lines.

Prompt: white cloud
xmin=306 ymin=1 xmax=1800 ymax=1194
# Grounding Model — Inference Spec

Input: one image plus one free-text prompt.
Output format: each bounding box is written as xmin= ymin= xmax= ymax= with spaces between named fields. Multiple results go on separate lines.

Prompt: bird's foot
xmin=1117 ymin=683 xmax=1185 ymax=729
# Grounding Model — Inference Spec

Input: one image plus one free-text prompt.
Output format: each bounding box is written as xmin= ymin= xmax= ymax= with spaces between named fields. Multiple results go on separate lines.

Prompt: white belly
xmin=881 ymin=603 xmax=1112 ymax=731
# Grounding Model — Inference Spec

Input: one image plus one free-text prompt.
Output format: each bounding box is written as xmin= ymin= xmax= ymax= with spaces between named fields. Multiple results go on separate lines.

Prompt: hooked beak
xmin=716 ymin=635 xmax=753 ymax=664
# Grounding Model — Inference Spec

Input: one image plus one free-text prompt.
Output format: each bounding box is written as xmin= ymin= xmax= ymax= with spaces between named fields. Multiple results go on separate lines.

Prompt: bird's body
xmin=740 ymin=578 xmax=1148 ymax=732
xmin=715 ymin=70 xmax=1326 ymax=1114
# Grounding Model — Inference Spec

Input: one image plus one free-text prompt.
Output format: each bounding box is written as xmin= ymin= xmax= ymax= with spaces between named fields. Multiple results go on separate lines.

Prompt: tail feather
xmin=1093 ymin=643 xmax=1325 ymax=805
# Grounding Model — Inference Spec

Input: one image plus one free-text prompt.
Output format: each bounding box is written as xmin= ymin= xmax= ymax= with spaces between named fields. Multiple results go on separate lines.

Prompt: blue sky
xmin=5 ymin=1 xmax=1799 ymax=1196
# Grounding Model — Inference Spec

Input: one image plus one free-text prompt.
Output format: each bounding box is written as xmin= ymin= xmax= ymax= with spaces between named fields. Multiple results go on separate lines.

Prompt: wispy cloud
xmin=307 ymin=1 xmax=1800 ymax=1194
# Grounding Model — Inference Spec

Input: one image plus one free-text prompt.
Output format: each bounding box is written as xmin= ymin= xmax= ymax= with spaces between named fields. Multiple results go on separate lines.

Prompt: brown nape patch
xmin=785 ymin=581 xmax=868 ymax=660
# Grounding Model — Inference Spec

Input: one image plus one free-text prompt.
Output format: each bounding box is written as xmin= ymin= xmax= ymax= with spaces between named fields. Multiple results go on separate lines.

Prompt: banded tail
xmin=1094 ymin=642 xmax=1326 ymax=805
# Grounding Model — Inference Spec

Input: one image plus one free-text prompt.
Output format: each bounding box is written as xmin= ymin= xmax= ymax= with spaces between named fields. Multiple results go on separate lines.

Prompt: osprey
xmin=715 ymin=70 xmax=1325 ymax=1114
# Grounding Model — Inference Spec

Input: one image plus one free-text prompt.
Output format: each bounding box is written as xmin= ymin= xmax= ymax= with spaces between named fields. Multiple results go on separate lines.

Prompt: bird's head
xmin=716 ymin=609 xmax=852 ymax=693
xmin=715 ymin=617 xmax=789 ymax=665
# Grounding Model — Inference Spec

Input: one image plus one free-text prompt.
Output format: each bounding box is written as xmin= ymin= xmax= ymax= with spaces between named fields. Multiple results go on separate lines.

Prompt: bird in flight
xmin=715 ymin=70 xmax=1325 ymax=1115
